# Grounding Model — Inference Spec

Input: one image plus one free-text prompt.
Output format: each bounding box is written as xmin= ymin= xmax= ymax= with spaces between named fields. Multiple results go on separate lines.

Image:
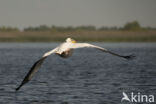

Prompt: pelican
xmin=16 ymin=38 xmax=135 ymax=91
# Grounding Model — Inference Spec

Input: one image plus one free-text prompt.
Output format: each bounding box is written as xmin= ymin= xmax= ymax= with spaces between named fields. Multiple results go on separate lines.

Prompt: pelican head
xmin=66 ymin=38 xmax=76 ymax=43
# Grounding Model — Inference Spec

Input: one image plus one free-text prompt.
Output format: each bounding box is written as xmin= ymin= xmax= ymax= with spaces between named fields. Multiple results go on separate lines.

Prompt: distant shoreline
xmin=0 ymin=30 xmax=156 ymax=42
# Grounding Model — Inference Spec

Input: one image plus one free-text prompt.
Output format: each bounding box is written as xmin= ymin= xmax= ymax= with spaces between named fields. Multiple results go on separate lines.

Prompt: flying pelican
xmin=16 ymin=38 xmax=135 ymax=91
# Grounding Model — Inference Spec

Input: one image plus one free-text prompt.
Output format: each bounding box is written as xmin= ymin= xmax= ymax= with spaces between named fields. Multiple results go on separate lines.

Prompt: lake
xmin=0 ymin=42 xmax=156 ymax=104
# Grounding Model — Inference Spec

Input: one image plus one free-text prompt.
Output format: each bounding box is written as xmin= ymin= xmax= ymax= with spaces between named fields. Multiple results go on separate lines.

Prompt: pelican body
xmin=56 ymin=49 xmax=73 ymax=58
xmin=16 ymin=38 xmax=135 ymax=91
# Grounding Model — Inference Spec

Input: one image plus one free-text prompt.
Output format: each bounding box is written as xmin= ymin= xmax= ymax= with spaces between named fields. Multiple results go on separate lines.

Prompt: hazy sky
xmin=0 ymin=0 xmax=156 ymax=29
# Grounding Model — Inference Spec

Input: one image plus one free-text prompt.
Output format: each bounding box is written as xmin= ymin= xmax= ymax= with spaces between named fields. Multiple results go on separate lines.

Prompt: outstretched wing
xmin=70 ymin=43 xmax=135 ymax=60
xmin=16 ymin=48 xmax=58 ymax=91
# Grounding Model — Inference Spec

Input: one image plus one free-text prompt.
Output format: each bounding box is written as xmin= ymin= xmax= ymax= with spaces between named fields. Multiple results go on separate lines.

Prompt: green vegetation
xmin=23 ymin=25 xmax=96 ymax=32
xmin=123 ymin=21 xmax=142 ymax=31
xmin=0 ymin=26 xmax=19 ymax=32
xmin=0 ymin=31 xmax=156 ymax=42
xmin=21 ymin=21 xmax=156 ymax=32
xmin=0 ymin=21 xmax=156 ymax=42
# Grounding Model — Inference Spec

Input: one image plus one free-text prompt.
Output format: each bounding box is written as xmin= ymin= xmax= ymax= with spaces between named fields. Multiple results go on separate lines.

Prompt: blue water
xmin=0 ymin=43 xmax=156 ymax=104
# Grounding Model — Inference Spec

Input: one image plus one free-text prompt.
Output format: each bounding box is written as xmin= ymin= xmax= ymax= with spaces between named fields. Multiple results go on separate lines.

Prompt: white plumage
xmin=16 ymin=38 xmax=135 ymax=91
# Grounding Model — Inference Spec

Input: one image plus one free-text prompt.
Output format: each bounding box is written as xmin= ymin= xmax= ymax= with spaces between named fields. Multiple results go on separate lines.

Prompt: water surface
xmin=0 ymin=43 xmax=156 ymax=104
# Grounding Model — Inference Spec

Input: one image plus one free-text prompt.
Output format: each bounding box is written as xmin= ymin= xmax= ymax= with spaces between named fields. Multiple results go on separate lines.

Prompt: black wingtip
xmin=15 ymin=85 xmax=22 ymax=91
xmin=123 ymin=54 xmax=136 ymax=60
xmin=15 ymin=81 xmax=26 ymax=91
xmin=16 ymin=87 xmax=20 ymax=91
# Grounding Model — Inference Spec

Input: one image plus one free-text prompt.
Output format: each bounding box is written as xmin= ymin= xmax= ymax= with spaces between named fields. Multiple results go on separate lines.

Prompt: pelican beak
xmin=72 ymin=39 xmax=76 ymax=43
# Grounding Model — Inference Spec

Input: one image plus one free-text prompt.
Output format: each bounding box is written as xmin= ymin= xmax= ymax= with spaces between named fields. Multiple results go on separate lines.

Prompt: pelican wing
xmin=16 ymin=48 xmax=58 ymax=91
xmin=70 ymin=43 xmax=135 ymax=60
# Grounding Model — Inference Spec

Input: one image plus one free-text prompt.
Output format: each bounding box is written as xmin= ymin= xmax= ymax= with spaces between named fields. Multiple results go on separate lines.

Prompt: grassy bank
xmin=0 ymin=30 xmax=156 ymax=42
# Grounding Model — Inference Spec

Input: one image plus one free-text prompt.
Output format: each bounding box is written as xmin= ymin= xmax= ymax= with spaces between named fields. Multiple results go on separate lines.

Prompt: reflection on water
xmin=0 ymin=43 xmax=156 ymax=104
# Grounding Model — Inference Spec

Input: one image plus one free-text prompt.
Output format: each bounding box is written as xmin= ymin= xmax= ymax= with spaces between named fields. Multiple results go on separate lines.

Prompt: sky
xmin=0 ymin=0 xmax=156 ymax=30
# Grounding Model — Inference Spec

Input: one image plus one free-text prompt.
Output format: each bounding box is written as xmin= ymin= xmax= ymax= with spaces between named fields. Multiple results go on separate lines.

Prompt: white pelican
xmin=16 ymin=38 xmax=135 ymax=91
